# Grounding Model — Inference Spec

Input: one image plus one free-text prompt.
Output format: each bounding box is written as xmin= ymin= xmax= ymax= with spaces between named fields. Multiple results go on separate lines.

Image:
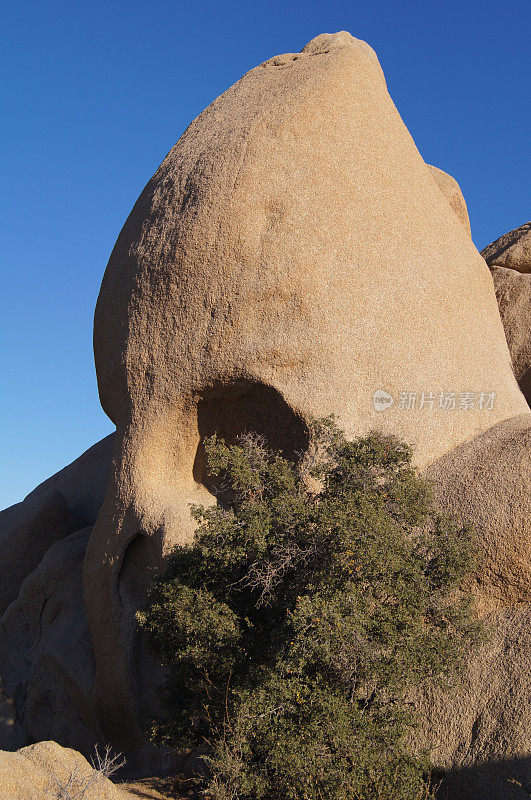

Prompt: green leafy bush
xmin=138 ymin=419 xmax=483 ymax=800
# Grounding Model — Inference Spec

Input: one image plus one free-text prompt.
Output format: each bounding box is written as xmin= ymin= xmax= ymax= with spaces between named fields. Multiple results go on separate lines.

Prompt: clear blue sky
xmin=1 ymin=0 xmax=529 ymax=510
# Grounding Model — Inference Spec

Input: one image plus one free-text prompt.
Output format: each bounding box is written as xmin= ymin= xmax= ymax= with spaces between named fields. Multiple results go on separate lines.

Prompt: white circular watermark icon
xmin=373 ymin=390 xmax=394 ymax=412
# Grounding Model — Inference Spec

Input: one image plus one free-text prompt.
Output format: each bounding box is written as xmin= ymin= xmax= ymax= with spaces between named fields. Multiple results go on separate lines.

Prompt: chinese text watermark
xmin=373 ymin=390 xmax=496 ymax=412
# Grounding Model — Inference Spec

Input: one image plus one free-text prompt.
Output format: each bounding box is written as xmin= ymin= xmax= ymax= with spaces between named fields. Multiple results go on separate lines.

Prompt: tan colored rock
xmin=86 ymin=30 xmax=528 ymax=751
xmin=0 ymin=435 xmax=119 ymax=767
xmin=491 ymin=267 xmax=531 ymax=382
xmin=0 ymin=740 xmax=129 ymax=799
xmin=481 ymin=221 xmax=531 ymax=273
xmin=428 ymin=165 xmax=471 ymax=236
xmin=482 ymin=226 xmax=531 ymax=406
xmin=490 ymin=265 xmax=531 ymax=406
xmin=426 ymin=414 xmax=531 ymax=610
xmin=413 ymin=416 xmax=531 ymax=799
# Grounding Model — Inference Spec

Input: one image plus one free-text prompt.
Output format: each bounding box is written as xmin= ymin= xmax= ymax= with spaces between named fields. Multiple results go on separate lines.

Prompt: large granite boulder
xmin=0 ymin=32 xmax=527 ymax=793
xmin=86 ymin=30 xmax=526 ymax=753
xmin=21 ymin=434 xmax=115 ymax=528
xmin=0 ymin=491 xmax=77 ymax=616
xmin=426 ymin=414 xmax=530 ymax=610
xmin=414 ymin=605 xmax=531 ymax=800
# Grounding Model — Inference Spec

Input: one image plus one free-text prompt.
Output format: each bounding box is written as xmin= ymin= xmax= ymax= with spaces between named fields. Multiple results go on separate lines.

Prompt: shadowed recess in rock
xmin=192 ymin=380 xmax=310 ymax=494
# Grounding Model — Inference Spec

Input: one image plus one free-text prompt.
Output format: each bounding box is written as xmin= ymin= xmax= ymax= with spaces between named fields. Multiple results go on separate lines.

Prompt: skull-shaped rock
xmin=85 ymin=31 xmax=528 ymax=752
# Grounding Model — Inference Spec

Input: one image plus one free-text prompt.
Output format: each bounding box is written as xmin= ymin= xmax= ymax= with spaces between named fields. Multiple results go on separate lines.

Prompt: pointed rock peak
xmin=301 ymin=31 xmax=359 ymax=54
xmin=260 ymin=31 xmax=378 ymax=71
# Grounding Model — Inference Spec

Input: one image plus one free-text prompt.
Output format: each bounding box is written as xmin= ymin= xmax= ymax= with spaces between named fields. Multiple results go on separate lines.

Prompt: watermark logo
xmin=373 ymin=390 xmax=496 ymax=412
xmin=373 ymin=390 xmax=394 ymax=412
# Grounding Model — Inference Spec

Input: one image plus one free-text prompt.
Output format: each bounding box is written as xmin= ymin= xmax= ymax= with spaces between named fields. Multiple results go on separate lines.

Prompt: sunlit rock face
xmin=86 ymin=30 xmax=528 ymax=753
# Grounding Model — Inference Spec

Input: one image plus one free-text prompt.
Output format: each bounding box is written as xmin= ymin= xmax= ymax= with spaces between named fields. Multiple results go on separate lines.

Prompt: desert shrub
xmin=42 ymin=745 xmax=125 ymax=800
xmin=138 ymin=418 xmax=483 ymax=800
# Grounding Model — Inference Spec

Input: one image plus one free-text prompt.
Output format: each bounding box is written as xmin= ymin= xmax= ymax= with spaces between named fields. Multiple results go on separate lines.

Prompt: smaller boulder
xmin=0 ymin=434 xmax=115 ymax=616
xmin=481 ymin=221 xmax=531 ymax=273
xmin=0 ymin=740 xmax=129 ymax=799
xmin=426 ymin=414 xmax=531 ymax=610
xmin=0 ymin=491 xmax=77 ymax=615
xmin=413 ymin=604 xmax=531 ymax=800
xmin=490 ymin=265 xmax=531 ymax=406
xmin=0 ymin=529 xmax=98 ymax=757
xmin=21 ymin=433 xmax=115 ymax=528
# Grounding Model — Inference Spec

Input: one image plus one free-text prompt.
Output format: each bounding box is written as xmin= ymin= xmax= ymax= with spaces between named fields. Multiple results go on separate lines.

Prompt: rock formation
xmin=415 ymin=415 xmax=531 ymax=797
xmin=0 ymin=31 xmax=529 ymax=800
xmin=0 ymin=491 xmax=78 ymax=617
xmin=0 ymin=530 xmax=98 ymax=755
xmin=0 ymin=437 xmax=114 ymax=758
xmin=87 ymin=30 xmax=527 ymax=754
xmin=426 ymin=414 xmax=531 ymax=609
xmin=0 ymin=435 xmax=113 ymax=612
xmin=480 ymin=226 xmax=531 ymax=407
xmin=413 ymin=603 xmax=531 ymax=800
xmin=402 ymin=398 xmax=530 ymax=800
xmin=482 ymin=221 xmax=531 ymax=273
xmin=0 ymin=433 xmax=114 ymax=614
xmin=491 ymin=267 xmax=531 ymax=406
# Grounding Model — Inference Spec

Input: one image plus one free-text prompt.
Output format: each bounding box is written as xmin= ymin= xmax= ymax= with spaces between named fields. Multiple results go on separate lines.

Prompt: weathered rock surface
xmin=0 ymin=431 xmax=114 ymax=622
xmin=21 ymin=434 xmax=115 ymax=528
xmin=0 ymin=491 xmax=77 ymax=617
xmin=415 ymin=415 xmax=531 ymax=799
xmin=0 ymin=434 xmax=114 ymax=616
xmin=0 ymin=740 xmax=129 ymax=799
xmin=482 ymin=225 xmax=531 ymax=406
xmin=414 ymin=605 xmax=531 ymax=800
xmin=482 ymin=221 xmax=531 ymax=273
xmin=0 ymin=530 xmax=99 ymax=756
xmin=489 ymin=265 xmax=531 ymax=406
xmin=426 ymin=414 xmax=531 ymax=609
xmin=0 ymin=436 xmax=115 ymax=762
xmin=428 ymin=165 xmax=471 ymax=235
xmin=86 ymin=29 xmax=527 ymax=752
